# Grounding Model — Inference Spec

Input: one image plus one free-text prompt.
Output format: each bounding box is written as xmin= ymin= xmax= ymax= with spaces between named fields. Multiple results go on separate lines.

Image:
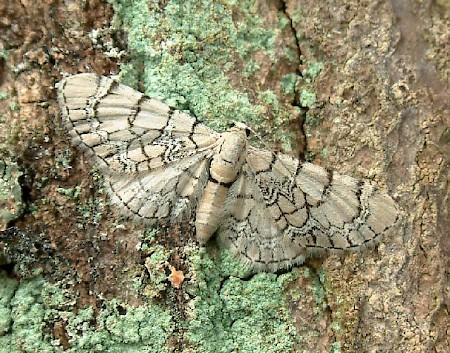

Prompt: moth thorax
xmin=209 ymin=130 xmax=247 ymax=183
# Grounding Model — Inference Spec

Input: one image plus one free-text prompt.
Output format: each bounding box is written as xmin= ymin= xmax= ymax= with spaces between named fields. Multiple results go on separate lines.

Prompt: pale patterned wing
xmin=107 ymin=152 xmax=210 ymax=225
xmin=57 ymin=73 xmax=218 ymax=224
xmin=218 ymin=147 xmax=399 ymax=271
xmin=217 ymin=171 xmax=309 ymax=271
xmin=57 ymin=73 xmax=219 ymax=174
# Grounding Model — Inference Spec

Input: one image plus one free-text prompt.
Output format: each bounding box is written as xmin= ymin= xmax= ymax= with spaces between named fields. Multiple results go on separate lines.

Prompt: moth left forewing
xmin=253 ymin=147 xmax=398 ymax=240
xmin=299 ymin=166 xmax=399 ymax=254
xmin=219 ymin=145 xmax=399 ymax=271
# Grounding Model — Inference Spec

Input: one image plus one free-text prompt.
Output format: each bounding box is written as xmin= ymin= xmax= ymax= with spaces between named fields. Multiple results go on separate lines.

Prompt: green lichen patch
xmin=0 ymin=271 xmax=18 ymax=336
xmin=331 ymin=341 xmax=342 ymax=353
xmin=133 ymin=228 xmax=174 ymax=298
xmin=301 ymin=62 xmax=324 ymax=83
xmin=0 ymin=275 xmax=57 ymax=353
xmin=299 ymin=90 xmax=317 ymax=109
xmin=142 ymin=243 xmax=172 ymax=298
xmin=281 ymin=73 xmax=297 ymax=95
xmin=109 ymin=0 xmax=300 ymax=147
xmin=65 ymin=299 xmax=173 ymax=353
xmin=0 ymin=272 xmax=174 ymax=353
xmin=258 ymin=89 xmax=299 ymax=151
xmin=0 ymin=157 xmax=24 ymax=230
xmin=186 ymin=247 xmax=301 ymax=353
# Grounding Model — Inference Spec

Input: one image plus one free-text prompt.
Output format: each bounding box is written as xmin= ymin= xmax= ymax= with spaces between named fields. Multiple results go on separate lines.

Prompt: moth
xmin=57 ymin=73 xmax=399 ymax=271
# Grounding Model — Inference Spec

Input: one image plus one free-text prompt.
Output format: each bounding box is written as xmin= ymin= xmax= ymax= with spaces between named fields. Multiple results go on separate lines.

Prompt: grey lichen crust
xmin=57 ymin=73 xmax=399 ymax=272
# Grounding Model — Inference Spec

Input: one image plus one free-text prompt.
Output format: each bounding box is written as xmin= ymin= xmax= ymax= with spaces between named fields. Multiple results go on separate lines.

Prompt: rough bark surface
xmin=0 ymin=0 xmax=448 ymax=352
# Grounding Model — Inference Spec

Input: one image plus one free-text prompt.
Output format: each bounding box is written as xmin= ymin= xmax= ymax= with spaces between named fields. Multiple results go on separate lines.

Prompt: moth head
xmin=230 ymin=121 xmax=252 ymax=137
